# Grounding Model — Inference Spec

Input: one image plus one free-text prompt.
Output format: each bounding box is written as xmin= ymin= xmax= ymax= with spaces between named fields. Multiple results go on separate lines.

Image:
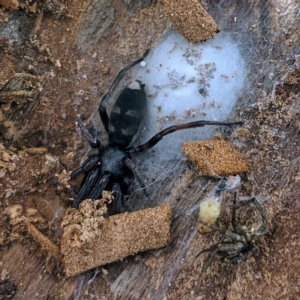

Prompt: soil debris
xmin=0 ymin=73 xmax=42 ymax=103
xmin=0 ymin=278 xmax=17 ymax=299
xmin=3 ymin=203 xmax=63 ymax=261
xmin=0 ymin=0 xmax=19 ymax=10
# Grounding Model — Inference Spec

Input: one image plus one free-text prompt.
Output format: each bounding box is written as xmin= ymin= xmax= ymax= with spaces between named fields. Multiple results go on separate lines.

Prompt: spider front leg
xmin=73 ymin=168 xmax=102 ymax=208
xmin=73 ymin=170 xmax=112 ymax=209
xmin=196 ymin=243 xmax=220 ymax=275
xmin=71 ymin=154 xmax=100 ymax=179
xmin=194 ymin=244 xmax=219 ymax=293
xmin=88 ymin=171 xmax=112 ymax=200
xmin=194 ymin=241 xmax=241 ymax=292
xmin=127 ymin=120 xmax=244 ymax=153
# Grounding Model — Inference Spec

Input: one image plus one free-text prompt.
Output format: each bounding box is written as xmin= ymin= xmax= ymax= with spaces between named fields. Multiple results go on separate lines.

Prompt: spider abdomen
xmin=109 ymin=81 xmax=147 ymax=147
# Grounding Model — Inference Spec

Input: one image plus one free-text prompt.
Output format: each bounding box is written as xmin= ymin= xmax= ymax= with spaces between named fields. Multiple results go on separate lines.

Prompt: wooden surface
xmin=0 ymin=1 xmax=300 ymax=299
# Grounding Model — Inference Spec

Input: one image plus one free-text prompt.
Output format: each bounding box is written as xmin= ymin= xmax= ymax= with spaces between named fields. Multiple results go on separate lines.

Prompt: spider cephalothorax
xmin=71 ymin=50 xmax=243 ymax=212
xmin=196 ymin=194 xmax=268 ymax=278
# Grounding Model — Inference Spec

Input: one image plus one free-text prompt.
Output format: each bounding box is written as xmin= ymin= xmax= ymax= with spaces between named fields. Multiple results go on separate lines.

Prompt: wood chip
xmin=182 ymin=138 xmax=248 ymax=176
xmin=62 ymin=205 xmax=172 ymax=277
xmin=159 ymin=0 xmax=220 ymax=43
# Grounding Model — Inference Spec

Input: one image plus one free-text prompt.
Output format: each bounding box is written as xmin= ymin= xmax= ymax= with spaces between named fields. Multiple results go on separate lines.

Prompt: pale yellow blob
xmin=198 ymin=197 xmax=221 ymax=234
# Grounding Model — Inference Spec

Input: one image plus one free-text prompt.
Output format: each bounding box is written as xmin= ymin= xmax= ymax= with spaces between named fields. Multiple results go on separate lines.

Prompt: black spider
xmin=71 ymin=49 xmax=243 ymax=212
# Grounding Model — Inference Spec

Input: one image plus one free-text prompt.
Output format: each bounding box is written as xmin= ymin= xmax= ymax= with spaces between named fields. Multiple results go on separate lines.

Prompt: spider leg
xmin=195 ymin=243 xmax=220 ymax=258
xmin=250 ymin=198 xmax=268 ymax=235
xmin=200 ymin=221 xmax=247 ymax=244
xmin=234 ymin=197 xmax=268 ymax=236
xmin=76 ymin=117 xmax=101 ymax=148
xmin=72 ymin=168 xmax=102 ymax=208
xmin=200 ymin=247 xmax=219 ymax=275
xmin=123 ymin=156 xmax=149 ymax=197
xmin=231 ymin=190 xmax=238 ymax=231
xmin=88 ymin=171 xmax=112 ymax=200
xmin=127 ymin=120 xmax=243 ymax=153
xmin=71 ymin=154 xmax=100 ymax=179
xmin=99 ymin=49 xmax=150 ymax=132
xmin=194 ymin=244 xmax=219 ymax=292
xmin=112 ymin=183 xmax=125 ymax=214
xmin=195 ymin=241 xmax=243 ymax=271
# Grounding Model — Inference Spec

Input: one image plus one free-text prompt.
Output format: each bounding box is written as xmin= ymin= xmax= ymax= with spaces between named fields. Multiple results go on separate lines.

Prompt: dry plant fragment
xmin=182 ymin=138 xmax=248 ymax=176
xmin=0 ymin=40 xmax=16 ymax=90
xmin=159 ymin=0 xmax=220 ymax=43
xmin=5 ymin=204 xmax=23 ymax=220
xmin=0 ymin=73 xmax=42 ymax=103
xmin=27 ymin=224 xmax=63 ymax=261
xmin=22 ymin=147 xmax=48 ymax=154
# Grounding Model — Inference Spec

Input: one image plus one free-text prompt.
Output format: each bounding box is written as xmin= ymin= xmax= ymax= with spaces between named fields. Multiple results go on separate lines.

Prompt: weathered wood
xmin=0 ymin=0 xmax=300 ymax=299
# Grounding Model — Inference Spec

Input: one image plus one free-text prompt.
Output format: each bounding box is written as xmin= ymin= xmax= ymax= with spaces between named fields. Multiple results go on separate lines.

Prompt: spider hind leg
xmin=234 ymin=196 xmax=268 ymax=236
xmin=99 ymin=49 xmax=150 ymax=133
